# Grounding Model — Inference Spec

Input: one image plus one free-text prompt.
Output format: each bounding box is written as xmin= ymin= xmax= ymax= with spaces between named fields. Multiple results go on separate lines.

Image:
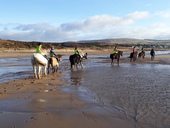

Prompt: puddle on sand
xmin=0 ymin=99 xmax=32 ymax=113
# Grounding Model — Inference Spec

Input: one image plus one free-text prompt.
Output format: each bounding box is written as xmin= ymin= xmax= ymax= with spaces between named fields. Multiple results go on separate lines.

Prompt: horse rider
xmin=50 ymin=47 xmax=57 ymax=57
xmin=132 ymin=46 xmax=136 ymax=53
xmin=141 ymin=47 xmax=145 ymax=53
xmin=130 ymin=46 xmax=136 ymax=58
xmin=74 ymin=46 xmax=81 ymax=58
xmin=36 ymin=43 xmax=45 ymax=54
xmin=112 ymin=46 xmax=118 ymax=57
xmin=113 ymin=46 xmax=118 ymax=53
xmin=36 ymin=43 xmax=47 ymax=58
xmin=74 ymin=46 xmax=79 ymax=55
xmin=150 ymin=48 xmax=155 ymax=60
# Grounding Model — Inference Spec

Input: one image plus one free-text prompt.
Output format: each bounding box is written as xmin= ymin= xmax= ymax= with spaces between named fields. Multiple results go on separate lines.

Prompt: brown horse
xmin=130 ymin=52 xmax=137 ymax=61
xmin=47 ymin=55 xmax=62 ymax=73
xmin=138 ymin=52 xmax=145 ymax=59
xmin=110 ymin=51 xmax=123 ymax=65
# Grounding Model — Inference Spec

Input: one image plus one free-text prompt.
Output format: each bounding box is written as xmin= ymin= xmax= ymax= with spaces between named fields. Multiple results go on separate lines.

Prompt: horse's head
xmin=82 ymin=53 xmax=88 ymax=59
xmin=55 ymin=54 xmax=62 ymax=62
xmin=119 ymin=51 xmax=123 ymax=56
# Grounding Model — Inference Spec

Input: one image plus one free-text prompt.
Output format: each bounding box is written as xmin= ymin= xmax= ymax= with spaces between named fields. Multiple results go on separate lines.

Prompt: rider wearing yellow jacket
xmin=74 ymin=46 xmax=79 ymax=54
xmin=36 ymin=43 xmax=43 ymax=54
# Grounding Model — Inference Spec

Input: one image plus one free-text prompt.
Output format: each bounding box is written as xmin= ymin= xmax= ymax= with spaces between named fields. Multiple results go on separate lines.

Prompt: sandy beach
xmin=0 ymin=49 xmax=169 ymax=128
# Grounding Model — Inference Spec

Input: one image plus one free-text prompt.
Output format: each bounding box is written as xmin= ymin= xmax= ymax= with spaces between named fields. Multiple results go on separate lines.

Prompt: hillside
xmin=0 ymin=38 xmax=170 ymax=50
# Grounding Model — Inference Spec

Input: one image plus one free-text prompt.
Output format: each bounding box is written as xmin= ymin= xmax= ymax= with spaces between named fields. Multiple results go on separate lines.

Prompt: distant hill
xmin=79 ymin=38 xmax=170 ymax=44
xmin=79 ymin=38 xmax=147 ymax=44
xmin=0 ymin=38 xmax=170 ymax=50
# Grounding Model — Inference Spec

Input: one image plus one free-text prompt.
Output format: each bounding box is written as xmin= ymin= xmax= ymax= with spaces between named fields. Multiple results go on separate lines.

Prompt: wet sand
xmin=0 ymin=50 xmax=170 ymax=128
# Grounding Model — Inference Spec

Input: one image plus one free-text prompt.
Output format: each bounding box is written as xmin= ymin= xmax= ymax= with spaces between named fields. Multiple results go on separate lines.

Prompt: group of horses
xmin=30 ymin=52 xmax=87 ymax=79
xmin=110 ymin=51 xmax=145 ymax=65
xmin=30 ymin=53 xmax=62 ymax=79
xmin=30 ymin=50 xmax=145 ymax=79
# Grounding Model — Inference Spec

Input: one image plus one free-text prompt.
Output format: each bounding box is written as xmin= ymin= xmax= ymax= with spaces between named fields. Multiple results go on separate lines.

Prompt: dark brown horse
xmin=130 ymin=52 xmax=137 ymax=61
xmin=69 ymin=54 xmax=83 ymax=69
xmin=110 ymin=51 xmax=123 ymax=65
xmin=138 ymin=52 xmax=145 ymax=59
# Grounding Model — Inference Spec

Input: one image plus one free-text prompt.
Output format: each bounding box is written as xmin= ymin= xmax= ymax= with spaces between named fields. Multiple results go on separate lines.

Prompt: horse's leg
xmin=55 ymin=63 xmax=59 ymax=72
xmin=72 ymin=65 xmax=74 ymax=69
xmin=44 ymin=65 xmax=47 ymax=76
xmin=143 ymin=54 xmax=145 ymax=59
xmin=38 ymin=66 xmax=41 ymax=79
xmin=70 ymin=63 xmax=74 ymax=69
xmin=47 ymin=63 xmax=50 ymax=74
xmin=55 ymin=66 xmax=59 ymax=72
xmin=130 ymin=53 xmax=132 ymax=61
xmin=133 ymin=57 xmax=136 ymax=61
xmin=33 ymin=65 xmax=37 ymax=78
xmin=117 ymin=58 xmax=120 ymax=64
xmin=75 ymin=63 xmax=78 ymax=69
xmin=153 ymin=56 xmax=155 ymax=60
xmin=112 ymin=59 xmax=114 ymax=65
xmin=51 ymin=64 xmax=54 ymax=73
xmin=111 ymin=58 xmax=113 ymax=65
xmin=80 ymin=61 xmax=84 ymax=68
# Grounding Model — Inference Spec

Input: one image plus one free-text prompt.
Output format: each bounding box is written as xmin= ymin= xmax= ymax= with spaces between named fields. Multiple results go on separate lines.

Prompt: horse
xmin=138 ymin=52 xmax=145 ymax=59
xmin=69 ymin=54 xmax=83 ymax=69
xmin=130 ymin=52 xmax=137 ymax=61
xmin=110 ymin=51 xmax=123 ymax=65
xmin=31 ymin=53 xmax=48 ymax=79
xmin=47 ymin=54 xmax=62 ymax=74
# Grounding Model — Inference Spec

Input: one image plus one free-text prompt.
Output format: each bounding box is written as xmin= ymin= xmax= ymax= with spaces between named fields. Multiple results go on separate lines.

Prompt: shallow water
xmin=0 ymin=52 xmax=170 ymax=128
xmin=0 ymin=57 xmax=32 ymax=83
xmin=63 ymin=55 xmax=170 ymax=128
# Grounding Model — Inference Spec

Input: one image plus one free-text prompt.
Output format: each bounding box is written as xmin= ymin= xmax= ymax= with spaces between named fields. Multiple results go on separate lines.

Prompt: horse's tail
xmin=69 ymin=55 xmax=75 ymax=68
xmin=31 ymin=54 xmax=36 ymax=65
xmin=110 ymin=54 xmax=114 ymax=59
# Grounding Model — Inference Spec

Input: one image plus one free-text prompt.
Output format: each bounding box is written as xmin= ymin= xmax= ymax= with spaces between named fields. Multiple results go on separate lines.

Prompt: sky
xmin=1 ymin=0 xmax=170 ymax=42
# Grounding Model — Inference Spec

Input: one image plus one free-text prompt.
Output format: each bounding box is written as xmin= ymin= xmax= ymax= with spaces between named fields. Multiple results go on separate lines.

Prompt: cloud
xmin=155 ymin=11 xmax=170 ymax=18
xmin=1 ymin=11 xmax=170 ymax=42
xmin=0 ymin=22 xmax=75 ymax=42
xmin=60 ymin=11 xmax=149 ymax=32
xmin=14 ymin=22 xmax=53 ymax=31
